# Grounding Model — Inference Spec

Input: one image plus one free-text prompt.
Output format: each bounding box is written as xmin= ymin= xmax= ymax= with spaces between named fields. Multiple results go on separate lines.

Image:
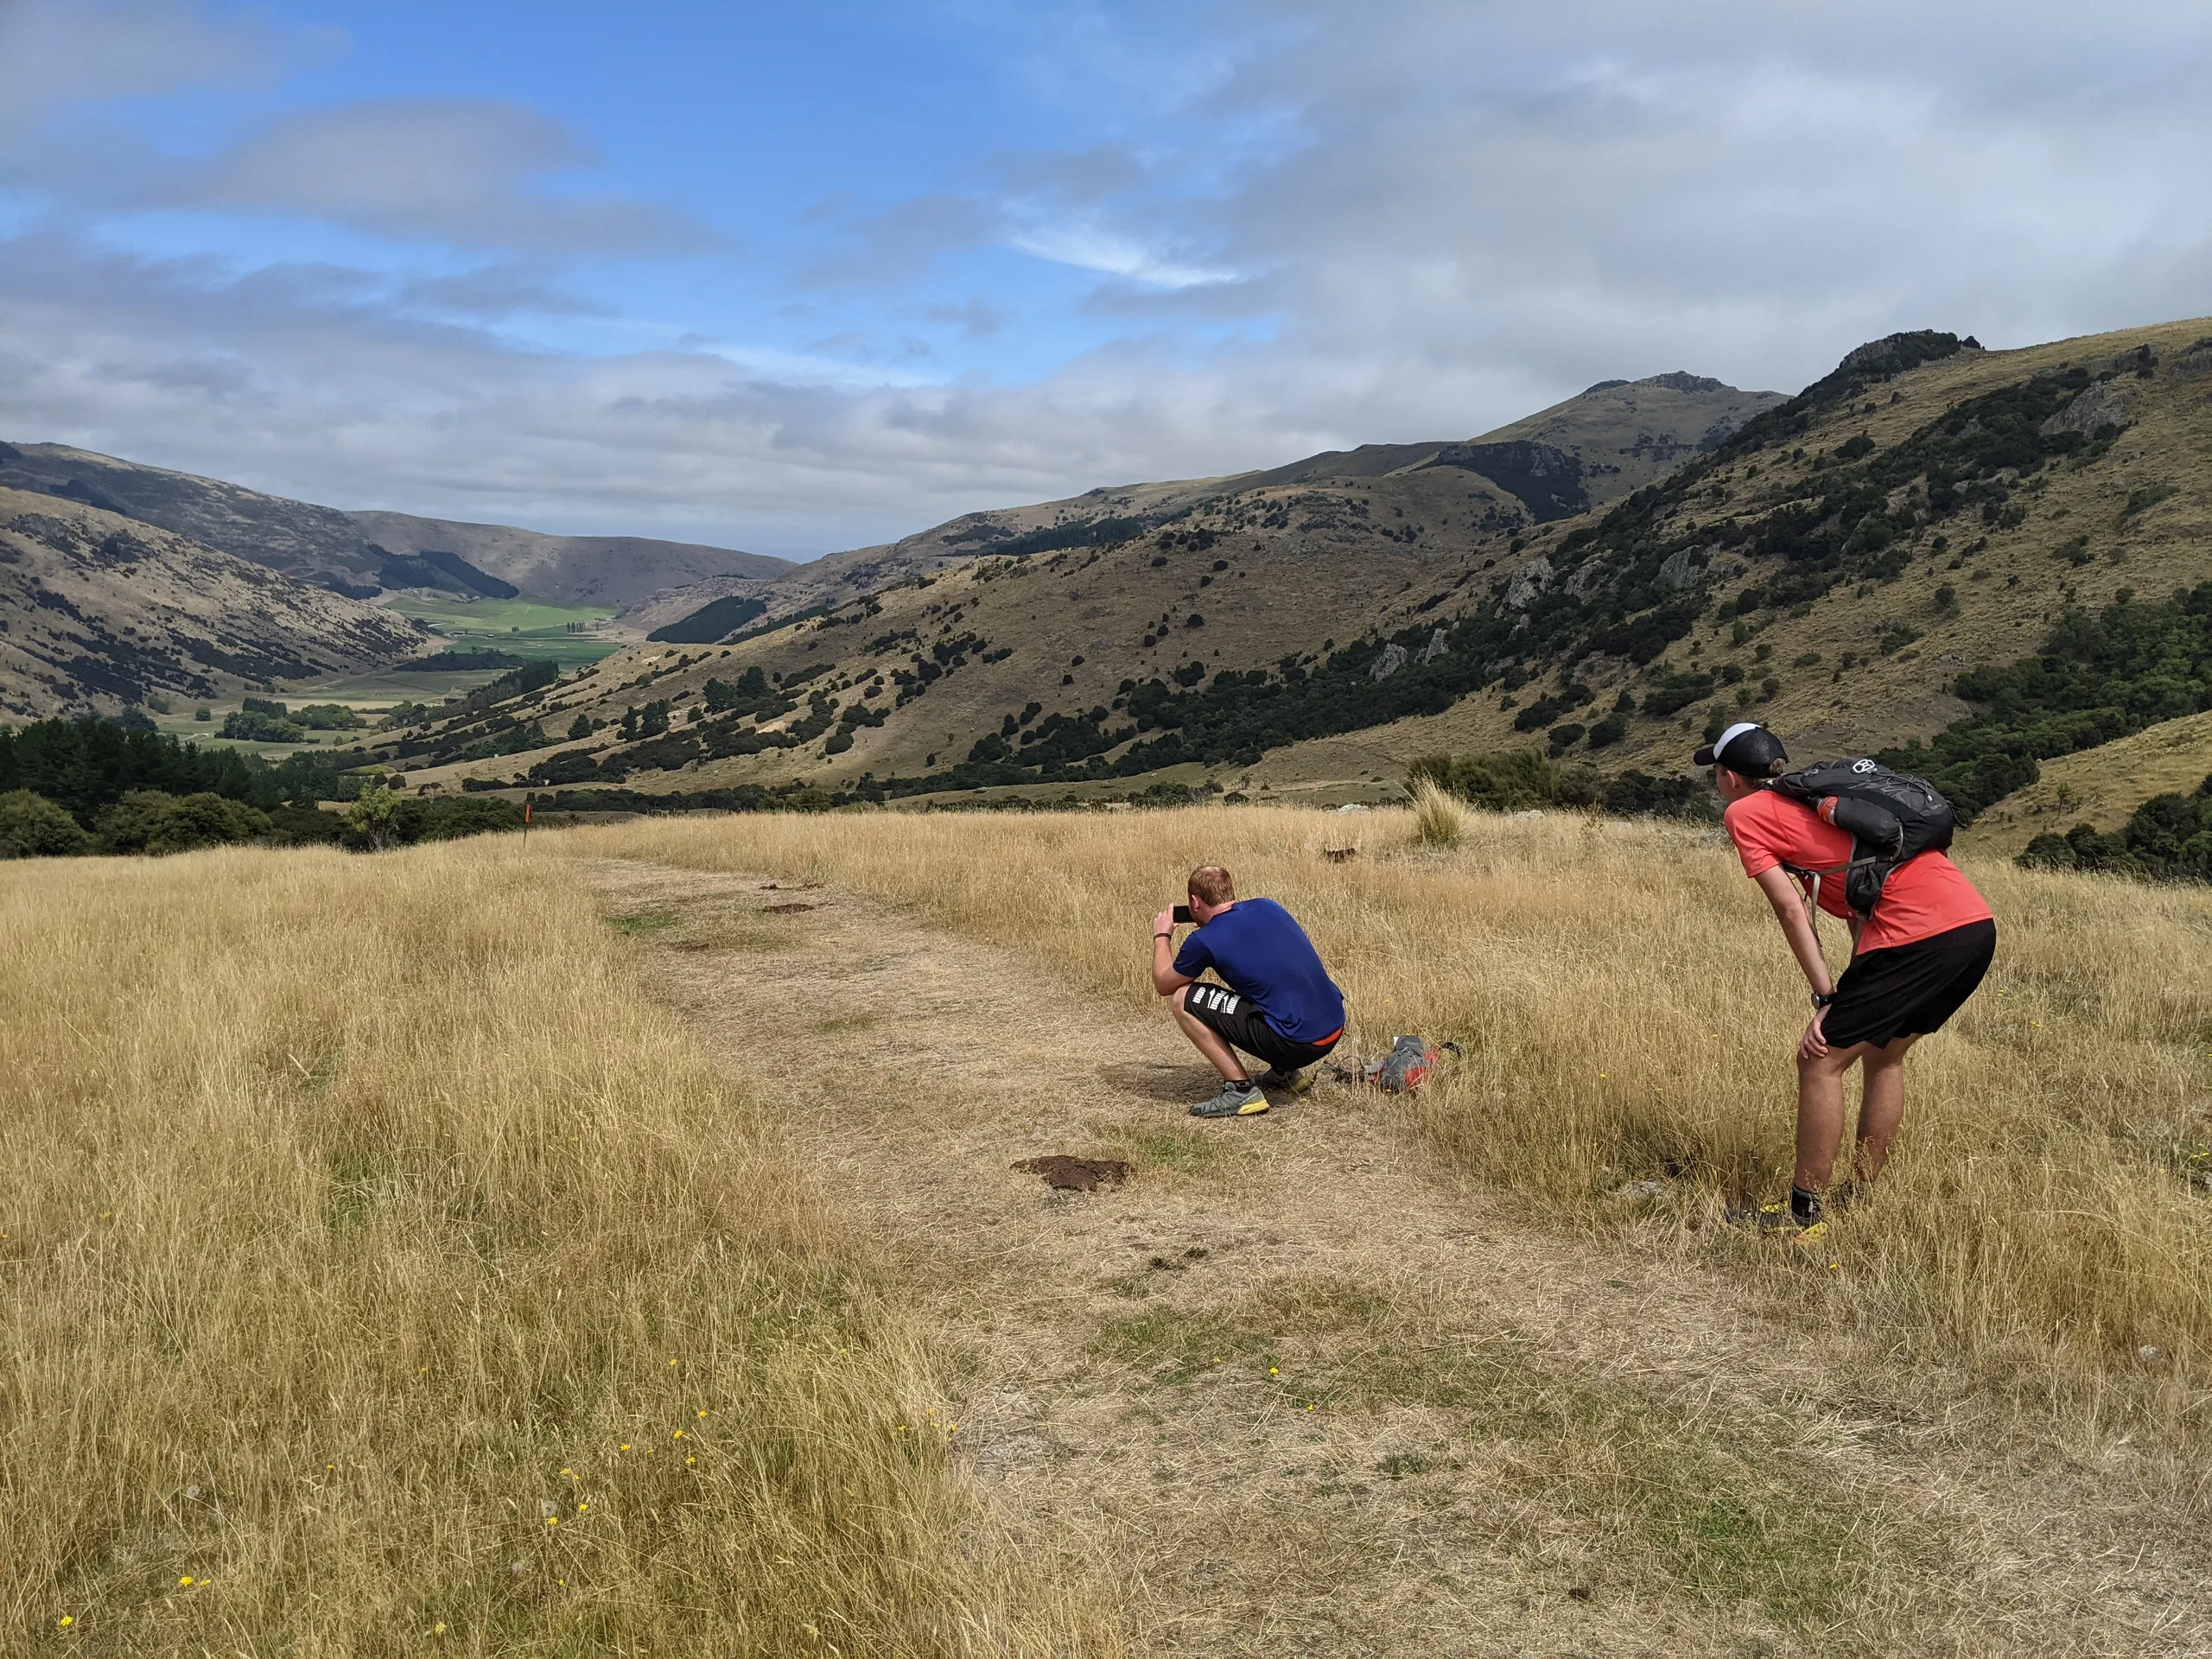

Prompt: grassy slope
xmin=6 ymin=809 xmax=2205 ymax=1646
xmin=1249 ymin=316 xmax=2212 ymax=789
xmin=379 ymin=316 xmax=2209 ymax=813
xmin=1959 ymin=706 xmax=2212 ymax=855
xmin=583 ymin=805 xmax=2212 ymax=1428
xmin=0 ymin=489 xmax=426 ymax=721
xmin=393 ymin=462 xmax=1503 ymax=796
xmin=0 ymin=845 xmax=1115 ymax=1655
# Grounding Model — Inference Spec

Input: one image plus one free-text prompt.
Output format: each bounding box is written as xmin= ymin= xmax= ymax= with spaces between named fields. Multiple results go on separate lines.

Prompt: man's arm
xmin=1752 ymin=865 xmax=1841 ymax=1059
xmin=1150 ymin=909 xmax=1194 ymax=996
xmin=1753 ymin=866 xmax=1837 ymax=995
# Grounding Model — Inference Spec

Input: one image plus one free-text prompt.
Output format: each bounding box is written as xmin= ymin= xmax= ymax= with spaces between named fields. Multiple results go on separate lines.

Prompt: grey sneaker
xmin=1191 ymin=1080 xmax=1269 ymax=1118
xmin=1255 ymin=1066 xmax=1311 ymax=1095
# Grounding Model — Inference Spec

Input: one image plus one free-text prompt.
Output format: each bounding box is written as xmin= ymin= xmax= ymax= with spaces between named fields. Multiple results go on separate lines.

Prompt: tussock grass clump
xmin=1406 ymin=779 xmax=1467 ymax=849
xmin=585 ymin=805 xmax=2212 ymax=1427
xmin=0 ymin=846 xmax=1115 ymax=1654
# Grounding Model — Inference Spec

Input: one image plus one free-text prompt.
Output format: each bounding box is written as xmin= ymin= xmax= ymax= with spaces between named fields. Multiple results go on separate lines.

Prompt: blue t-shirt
xmin=1173 ymin=898 xmax=1345 ymax=1044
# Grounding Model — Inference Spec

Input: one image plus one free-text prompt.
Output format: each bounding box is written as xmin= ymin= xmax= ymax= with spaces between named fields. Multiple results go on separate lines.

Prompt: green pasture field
xmin=378 ymin=594 xmax=625 ymax=666
xmin=285 ymin=667 xmax=511 ymax=706
xmin=149 ymin=727 xmax=323 ymax=758
xmin=144 ymin=708 xmax=361 ymax=757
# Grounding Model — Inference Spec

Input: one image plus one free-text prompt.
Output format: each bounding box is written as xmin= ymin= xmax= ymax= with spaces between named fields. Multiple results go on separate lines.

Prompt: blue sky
xmin=3 ymin=1 xmax=2211 ymax=559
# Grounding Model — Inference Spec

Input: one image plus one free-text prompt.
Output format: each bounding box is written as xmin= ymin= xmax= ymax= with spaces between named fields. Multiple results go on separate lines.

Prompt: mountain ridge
xmin=0 ymin=488 xmax=427 ymax=719
xmin=625 ymin=370 xmax=1787 ymax=639
xmin=0 ymin=442 xmax=791 ymax=610
xmin=365 ymin=317 xmax=2212 ymax=825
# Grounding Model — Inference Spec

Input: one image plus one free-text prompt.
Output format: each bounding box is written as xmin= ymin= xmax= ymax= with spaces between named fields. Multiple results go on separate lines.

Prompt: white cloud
xmin=1007 ymin=221 xmax=1236 ymax=289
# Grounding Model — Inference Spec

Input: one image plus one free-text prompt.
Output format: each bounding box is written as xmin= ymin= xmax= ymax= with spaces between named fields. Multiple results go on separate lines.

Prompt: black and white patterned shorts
xmin=1180 ymin=980 xmax=1341 ymax=1072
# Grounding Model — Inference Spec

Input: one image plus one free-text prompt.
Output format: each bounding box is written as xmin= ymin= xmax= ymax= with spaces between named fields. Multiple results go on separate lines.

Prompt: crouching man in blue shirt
xmin=1151 ymin=863 xmax=1346 ymax=1118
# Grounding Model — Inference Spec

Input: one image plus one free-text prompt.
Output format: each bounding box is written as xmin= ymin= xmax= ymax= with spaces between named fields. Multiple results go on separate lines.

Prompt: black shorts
xmin=1825 ymin=918 xmax=1996 ymax=1051
xmin=1183 ymin=981 xmax=1342 ymax=1073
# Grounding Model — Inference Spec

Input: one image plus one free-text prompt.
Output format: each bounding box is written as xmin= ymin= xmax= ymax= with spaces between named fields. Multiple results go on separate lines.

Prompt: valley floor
xmin=588 ymin=856 xmax=2211 ymax=1658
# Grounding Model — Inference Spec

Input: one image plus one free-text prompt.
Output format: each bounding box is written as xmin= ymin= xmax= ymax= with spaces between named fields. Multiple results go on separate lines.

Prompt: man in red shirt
xmin=1700 ymin=722 xmax=1996 ymax=1236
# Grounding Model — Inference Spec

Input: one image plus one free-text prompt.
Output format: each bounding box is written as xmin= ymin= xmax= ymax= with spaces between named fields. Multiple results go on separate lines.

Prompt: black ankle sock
xmin=1230 ymin=1077 xmax=1253 ymax=1089
xmin=1789 ymin=1185 xmax=1824 ymax=1227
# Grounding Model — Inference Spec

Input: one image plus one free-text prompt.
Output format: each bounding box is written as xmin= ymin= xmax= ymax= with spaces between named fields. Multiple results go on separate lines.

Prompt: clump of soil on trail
xmin=1014 ymin=1156 xmax=1132 ymax=1192
xmin=763 ymin=902 xmax=817 ymax=913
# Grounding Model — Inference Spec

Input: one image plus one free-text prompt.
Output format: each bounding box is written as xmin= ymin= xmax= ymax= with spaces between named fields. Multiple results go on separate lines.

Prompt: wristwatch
xmin=1810 ymin=990 xmax=1837 ymax=1009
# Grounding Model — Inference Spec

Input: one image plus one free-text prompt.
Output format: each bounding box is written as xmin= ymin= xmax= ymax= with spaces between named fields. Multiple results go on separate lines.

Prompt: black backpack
xmin=1767 ymin=759 xmax=1956 ymax=918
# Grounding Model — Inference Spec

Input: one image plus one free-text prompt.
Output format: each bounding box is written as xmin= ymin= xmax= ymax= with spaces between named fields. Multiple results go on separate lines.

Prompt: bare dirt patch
xmin=583 ymin=856 xmax=2212 ymax=1658
xmin=1015 ymin=1155 xmax=1134 ymax=1192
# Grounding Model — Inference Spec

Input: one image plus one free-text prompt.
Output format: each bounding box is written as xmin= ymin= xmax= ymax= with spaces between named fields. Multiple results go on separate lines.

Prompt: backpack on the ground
xmin=1328 ymin=1035 xmax=1464 ymax=1092
xmin=1768 ymin=759 xmax=1955 ymax=918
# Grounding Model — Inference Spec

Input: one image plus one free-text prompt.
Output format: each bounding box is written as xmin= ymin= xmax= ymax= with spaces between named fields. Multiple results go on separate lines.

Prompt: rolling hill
xmin=372 ymin=319 xmax=2212 ymax=831
xmin=1957 ymin=707 xmax=2212 ymax=857
xmin=0 ymin=442 xmax=790 ymax=610
xmin=0 ymin=489 xmax=427 ymax=719
xmin=623 ymin=370 xmax=1784 ymax=639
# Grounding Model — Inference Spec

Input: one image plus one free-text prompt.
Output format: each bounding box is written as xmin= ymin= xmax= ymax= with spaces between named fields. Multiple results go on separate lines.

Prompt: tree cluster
xmin=1877 ymin=583 xmax=2212 ymax=818
xmin=2018 ymin=772 xmax=2212 ymax=884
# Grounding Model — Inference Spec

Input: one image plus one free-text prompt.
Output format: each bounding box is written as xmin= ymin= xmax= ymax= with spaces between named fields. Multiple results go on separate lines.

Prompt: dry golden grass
xmin=580 ymin=804 xmax=2212 ymax=1429
xmin=8 ymin=805 xmax=2206 ymax=1652
xmin=0 ymin=844 xmax=1117 ymax=1655
xmin=1406 ymin=779 xmax=1467 ymax=849
xmin=1961 ymin=707 xmax=2212 ymax=856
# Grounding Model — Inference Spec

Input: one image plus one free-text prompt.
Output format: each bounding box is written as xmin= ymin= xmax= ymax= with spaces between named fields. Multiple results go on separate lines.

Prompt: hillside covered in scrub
xmin=0 ymin=488 xmax=426 ymax=720
xmin=364 ymin=320 xmax=2211 ymax=842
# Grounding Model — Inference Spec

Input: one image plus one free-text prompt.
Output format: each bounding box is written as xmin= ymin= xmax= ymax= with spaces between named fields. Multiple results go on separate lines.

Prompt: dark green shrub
xmin=1641 ymin=670 xmax=1714 ymax=717
xmin=0 ymin=790 xmax=91 ymax=857
xmin=2017 ymin=772 xmax=2212 ymax=883
xmin=391 ymin=796 xmax=525 ymax=843
xmin=96 ymin=791 xmax=271 ymax=855
xmin=221 ymin=709 xmax=307 ymax=741
xmin=1585 ymin=710 xmax=1630 ymax=748
xmin=1407 ymin=749 xmax=1560 ymax=812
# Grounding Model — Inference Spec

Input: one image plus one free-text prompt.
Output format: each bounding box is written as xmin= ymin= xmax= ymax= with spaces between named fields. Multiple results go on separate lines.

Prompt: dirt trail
xmin=586 ymin=860 xmax=2209 ymax=1658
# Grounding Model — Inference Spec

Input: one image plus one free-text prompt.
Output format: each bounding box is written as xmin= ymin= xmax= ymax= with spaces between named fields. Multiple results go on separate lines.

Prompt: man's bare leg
xmin=1795 ymin=1041 xmax=1870 ymax=1193
xmin=1852 ymin=1035 xmax=1916 ymax=1181
xmin=1796 ymin=1034 xmax=1917 ymax=1193
xmin=1171 ymin=985 xmax=1247 ymax=1082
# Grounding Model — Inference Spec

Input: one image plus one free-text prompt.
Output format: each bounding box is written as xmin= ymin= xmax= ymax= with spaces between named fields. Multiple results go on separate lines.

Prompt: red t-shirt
xmin=1724 ymin=788 xmax=1991 ymax=953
